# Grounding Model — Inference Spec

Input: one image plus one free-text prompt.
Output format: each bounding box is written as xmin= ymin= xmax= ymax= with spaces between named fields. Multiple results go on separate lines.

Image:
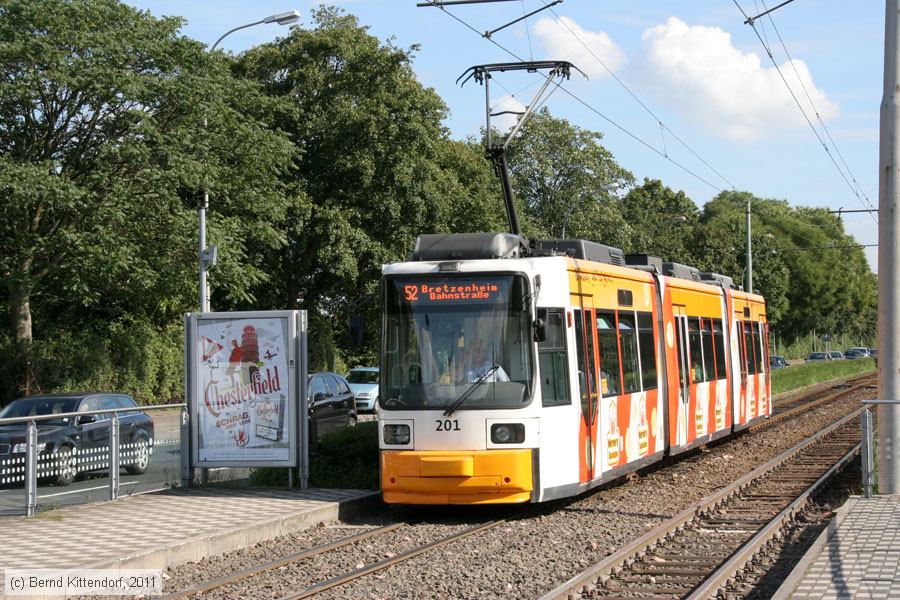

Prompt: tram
xmin=377 ymin=233 xmax=770 ymax=504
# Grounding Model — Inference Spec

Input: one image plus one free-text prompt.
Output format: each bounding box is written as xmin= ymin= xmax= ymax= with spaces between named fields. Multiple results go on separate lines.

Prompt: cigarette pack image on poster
xmin=196 ymin=316 xmax=292 ymax=463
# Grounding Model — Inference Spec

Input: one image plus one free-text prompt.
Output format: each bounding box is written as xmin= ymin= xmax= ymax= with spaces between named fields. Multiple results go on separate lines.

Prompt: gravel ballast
xmin=164 ymin=387 xmax=874 ymax=599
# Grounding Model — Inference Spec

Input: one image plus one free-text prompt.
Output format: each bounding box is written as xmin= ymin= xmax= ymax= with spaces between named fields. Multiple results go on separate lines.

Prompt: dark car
xmin=845 ymin=349 xmax=865 ymax=359
xmin=829 ymin=351 xmax=845 ymax=360
xmin=807 ymin=352 xmax=830 ymax=361
xmin=0 ymin=393 xmax=154 ymax=486
xmin=769 ymin=355 xmax=788 ymax=370
xmin=307 ymin=373 xmax=357 ymax=441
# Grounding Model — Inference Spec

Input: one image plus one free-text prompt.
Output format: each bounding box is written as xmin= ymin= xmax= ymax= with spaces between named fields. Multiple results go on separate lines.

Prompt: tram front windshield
xmin=382 ymin=274 xmax=534 ymax=411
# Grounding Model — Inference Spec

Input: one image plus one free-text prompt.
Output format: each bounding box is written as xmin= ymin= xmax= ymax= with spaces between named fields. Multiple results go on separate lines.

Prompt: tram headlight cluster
xmin=383 ymin=424 xmax=411 ymax=445
xmin=490 ymin=423 xmax=525 ymax=444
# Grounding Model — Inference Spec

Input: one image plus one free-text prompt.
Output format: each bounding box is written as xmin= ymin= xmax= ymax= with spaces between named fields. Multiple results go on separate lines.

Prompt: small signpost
xmin=184 ymin=310 xmax=308 ymax=487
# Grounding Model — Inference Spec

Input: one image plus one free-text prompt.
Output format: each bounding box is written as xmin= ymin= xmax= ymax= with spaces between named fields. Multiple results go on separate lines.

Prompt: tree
xmin=0 ymin=0 xmax=294 ymax=393
xmin=236 ymin=7 xmax=503 ymax=363
xmin=698 ymin=191 xmax=874 ymax=342
xmin=506 ymin=109 xmax=634 ymax=246
xmin=619 ymin=178 xmax=700 ymax=265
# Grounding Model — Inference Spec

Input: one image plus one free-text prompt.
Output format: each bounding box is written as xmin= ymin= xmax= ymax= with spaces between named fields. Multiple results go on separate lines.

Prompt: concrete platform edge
xmin=770 ymin=495 xmax=859 ymax=600
xmin=84 ymin=490 xmax=381 ymax=573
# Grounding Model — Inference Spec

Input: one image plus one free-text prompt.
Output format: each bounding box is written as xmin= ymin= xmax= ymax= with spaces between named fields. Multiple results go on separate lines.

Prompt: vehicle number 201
xmin=435 ymin=419 xmax=460 ymax=432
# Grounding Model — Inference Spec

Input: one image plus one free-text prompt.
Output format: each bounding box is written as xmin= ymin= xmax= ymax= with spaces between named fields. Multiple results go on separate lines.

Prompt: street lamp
xmin=560 ymin=182 xmax=623 ymax=238
xmin=199 ymin=10 xmax=301 ymax=313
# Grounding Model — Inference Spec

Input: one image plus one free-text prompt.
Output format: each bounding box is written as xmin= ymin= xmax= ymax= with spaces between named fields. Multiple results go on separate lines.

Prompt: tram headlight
xmin=383 ymin=424 xmax=411 ymax=445
xmin=490 ymin=423 xmax=525 ymax=444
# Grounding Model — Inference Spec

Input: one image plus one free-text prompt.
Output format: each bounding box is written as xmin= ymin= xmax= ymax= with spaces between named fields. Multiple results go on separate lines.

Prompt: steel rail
xmin=539 ymin=407 xmax=865 ymax=600
xmin=685 ymin=440 xmax=860 ymax=599
xmin=162 ymin=522 xmax=404 ymax=599
xmin=750 ymin=375 xmax=874 ymax=432
xmin=279 ymin=512 xmax=527 ymax=599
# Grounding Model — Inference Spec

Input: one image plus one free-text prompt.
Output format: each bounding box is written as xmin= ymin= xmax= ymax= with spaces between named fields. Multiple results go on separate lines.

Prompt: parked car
xmin=345 ymin=367 xmax=379 ymax=413
xmin=845 ymin=349 xmax=865 ymax=359
xmin=769 ymin=355 xmax=788 ymax=370
xmin=870 ymin=349 xmax=878 ymax=357
xmin=829 ymin=351 xmax=845 ymax=360
xmin=0 ymin=393 xmax=154 ymax=486
xmin=307 ymin=372 xmax=357 ymax=440
xmin=807 ymin=352 xmax=830 ymax=361
xmin=849 ymin=347 xmax=871 ymax=357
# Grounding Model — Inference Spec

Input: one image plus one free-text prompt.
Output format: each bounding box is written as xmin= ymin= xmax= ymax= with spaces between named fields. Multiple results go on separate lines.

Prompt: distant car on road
xmin=869 ymin=349 xmax=878 ymax=357
xmin=807 ymin=352 xmax=830 ymax=362
xmin=769 ymin=355 xmax=788 ymax=370
xmin=307 ymin=372 xmax=357 ymax=440
xmin=0 ymin=393 xmax=154 ymax=486
xmin=345 ymin=367 xmax=379 ymax=413
xmin=848 ymin=347 xmax=871 ymax=357
xmin=829 ymin=352 xmax=845 ymax=360
xmin=845 ymin=349 xmax=865 ymax=359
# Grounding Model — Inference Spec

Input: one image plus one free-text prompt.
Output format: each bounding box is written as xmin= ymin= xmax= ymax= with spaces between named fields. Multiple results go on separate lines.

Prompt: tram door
xmin=672 ymin=306 xmax=691 ymax=445
xmin=572 ymin=296 xmax=599 ymax=482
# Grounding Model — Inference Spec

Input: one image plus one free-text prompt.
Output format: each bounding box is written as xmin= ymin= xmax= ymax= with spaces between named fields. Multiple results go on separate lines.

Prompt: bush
xmin=0 ymin=319 xmax=183 ymax=406
xmin=250 ymin=420 xmax=380 ymax=490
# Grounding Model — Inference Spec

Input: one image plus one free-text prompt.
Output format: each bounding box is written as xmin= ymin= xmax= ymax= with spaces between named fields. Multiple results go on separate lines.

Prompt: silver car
xmin=346 ymin=367 xmax=379 ymax=413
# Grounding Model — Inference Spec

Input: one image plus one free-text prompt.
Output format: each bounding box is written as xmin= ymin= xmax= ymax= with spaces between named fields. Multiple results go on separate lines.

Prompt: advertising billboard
xmin=187 ymin=311 xmax=305 ymax=468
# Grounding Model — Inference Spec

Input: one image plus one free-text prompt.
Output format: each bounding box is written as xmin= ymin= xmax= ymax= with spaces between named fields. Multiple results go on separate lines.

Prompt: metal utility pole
xmin=878 ymin=0 xmax=900 ymax=494
xmin=199 ymin=10 xmax=300 ymax=313
xmin=746 ymin=198 xmax=753 ymax=293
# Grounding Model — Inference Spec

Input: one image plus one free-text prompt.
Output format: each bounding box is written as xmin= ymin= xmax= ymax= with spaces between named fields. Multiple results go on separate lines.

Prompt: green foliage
xmin=0 ymin=320 xmax=182 ymax=405
xmin=506 ymin=109 xmax=635 ymax=245
xmin=250 ymin=421 xmax=379 ymax=489
xmin=771 ymin=358 xmax=875 ymax=395
xmin=236 ymin=7 xmax=502 ymax=365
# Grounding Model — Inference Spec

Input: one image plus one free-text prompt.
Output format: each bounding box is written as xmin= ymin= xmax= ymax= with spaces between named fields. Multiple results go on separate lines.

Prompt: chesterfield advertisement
xmin=188 ymin=312 xmax=301 ymax=467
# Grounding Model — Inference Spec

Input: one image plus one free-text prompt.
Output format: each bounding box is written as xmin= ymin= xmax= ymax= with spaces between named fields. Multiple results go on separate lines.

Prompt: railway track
xmin=540 ymin=409 xmax=864 ymax=600
xmin=163 ymin=375 xmax=873 ymax=600
xmin=756 ymin=374 xmax=874 ymax=431
xmin=164 ymin=509 xmax=530 ymax=599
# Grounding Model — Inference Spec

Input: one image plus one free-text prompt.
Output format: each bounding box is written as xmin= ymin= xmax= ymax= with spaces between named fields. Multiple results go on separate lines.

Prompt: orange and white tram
xmin=378 ymin=233 xmax=771 ymax=505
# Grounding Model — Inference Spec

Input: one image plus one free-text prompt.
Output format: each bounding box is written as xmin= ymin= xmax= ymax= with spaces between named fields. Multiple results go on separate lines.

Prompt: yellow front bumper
xmin=381 ymin=449 xmax=533 ymax=505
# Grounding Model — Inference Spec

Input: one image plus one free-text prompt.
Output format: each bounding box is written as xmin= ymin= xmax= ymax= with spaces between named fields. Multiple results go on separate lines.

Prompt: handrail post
xmin=25 ymin=421 xmax=37 ymax=517
xmin=862 ymin=407 xmax=874 ymax=498
xmin=109 ymin=413 xmax=120 ymax=501
xmin=180 ymin=408 xmax=191 ymax=488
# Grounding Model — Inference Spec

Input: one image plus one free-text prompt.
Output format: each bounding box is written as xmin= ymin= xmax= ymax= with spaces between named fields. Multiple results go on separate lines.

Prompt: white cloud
xmin=637 ymin=17 xmax=839 ymax=141
xmin=533 ymin=16 xmax=624 ymax=79
xmin=490 ymin=95 xmax=527 ymax=132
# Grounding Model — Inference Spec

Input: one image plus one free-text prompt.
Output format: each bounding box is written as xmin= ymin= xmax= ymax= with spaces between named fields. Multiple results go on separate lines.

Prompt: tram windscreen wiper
xmin=443 ymin=364 xmax=500 ymax=417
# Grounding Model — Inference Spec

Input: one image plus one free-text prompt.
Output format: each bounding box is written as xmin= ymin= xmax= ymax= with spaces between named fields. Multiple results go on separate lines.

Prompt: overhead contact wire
xmin=422 ymin=0 xmax=726 ymax=192
xmin=732 ymin=0 xmax=878 ymax=224
xmin=542 ymin=1 xmax=737 ymax=190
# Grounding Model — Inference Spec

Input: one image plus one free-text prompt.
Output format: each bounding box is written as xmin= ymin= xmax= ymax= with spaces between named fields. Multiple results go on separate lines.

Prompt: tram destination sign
xmin=399 ymin=277 xmax=510 ymax=306
xmin=185 ymin=310 xmax=306 ymax=468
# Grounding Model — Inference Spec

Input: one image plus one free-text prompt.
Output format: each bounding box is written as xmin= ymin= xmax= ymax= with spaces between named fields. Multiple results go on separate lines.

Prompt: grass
xmin=250 ymin=421 xmax=379 ymax=490
xmin=771 ymin=357 xmax=875 ymax=395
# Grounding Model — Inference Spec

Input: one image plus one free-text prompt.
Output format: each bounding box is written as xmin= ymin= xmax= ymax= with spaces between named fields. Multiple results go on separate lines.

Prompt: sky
xmin=127 ymin=0 xmax=883 ymax=272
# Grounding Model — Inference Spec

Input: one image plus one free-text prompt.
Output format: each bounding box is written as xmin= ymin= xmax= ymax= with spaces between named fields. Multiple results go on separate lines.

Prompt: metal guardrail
xmin=0 ymin=403 xmax=187 ymax=516
xmin=860 ymin=399 xmax=899 ymax=498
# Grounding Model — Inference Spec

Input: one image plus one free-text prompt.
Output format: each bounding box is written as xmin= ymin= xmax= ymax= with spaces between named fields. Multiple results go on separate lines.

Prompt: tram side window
xmin=573 ymin=310 xmax=591 ymax=415
xmin=688 ymin=317 xmax=706 ymax=383
xmin=744 ymin=321 xmax=757 ymax=375
xmin=752 ymin=322 xmax=763 ymax=373
xmin=713 ymin=319 xmax=727 ymax=380
xmin=539 ymin=309 xmax=570 ymax=407
xmin=596 ymin=311 xmax=622 ymax=396
xmin=619 ymin=313 xmax=641 ymax=394
xmin=675 ymin=317 xmax=687 ymax=388
xmin=637 ymin=313 xmax=657 ymax=390
xmin=738 ymin=320 xmax=748 ymax=377
xmin=701 ymin=318 xmax=716 ymax=383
